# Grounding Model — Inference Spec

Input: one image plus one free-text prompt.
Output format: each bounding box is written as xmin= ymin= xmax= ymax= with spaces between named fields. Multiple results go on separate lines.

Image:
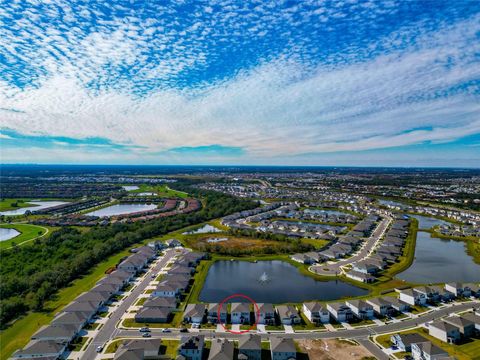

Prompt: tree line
xmin=0 ymin=188 xmax=256 ymax=328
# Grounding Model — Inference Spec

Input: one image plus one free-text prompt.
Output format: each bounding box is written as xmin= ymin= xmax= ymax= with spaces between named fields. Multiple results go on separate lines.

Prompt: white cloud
xmin=0 ymin=5 xmax=479 ymax=163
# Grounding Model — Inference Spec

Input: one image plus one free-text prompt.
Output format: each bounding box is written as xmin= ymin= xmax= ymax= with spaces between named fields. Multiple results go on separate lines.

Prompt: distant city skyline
xmin=1 ymin=1 xmax=479 ymax=167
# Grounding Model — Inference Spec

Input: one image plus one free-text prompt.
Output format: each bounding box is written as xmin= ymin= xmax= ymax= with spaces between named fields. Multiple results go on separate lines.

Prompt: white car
xmin=96 ymin=345 xmax=104 ymax=352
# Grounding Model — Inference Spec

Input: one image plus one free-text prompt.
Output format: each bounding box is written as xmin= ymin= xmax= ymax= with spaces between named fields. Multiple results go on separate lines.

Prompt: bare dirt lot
xmin=297 ymin=339 xmax=374 ymax=360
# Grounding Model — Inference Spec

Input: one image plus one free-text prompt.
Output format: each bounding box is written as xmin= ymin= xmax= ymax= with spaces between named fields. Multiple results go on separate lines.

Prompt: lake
xmin=398 ymin=231 xmax=480 ymax=283
xmin=183 ymin=224 xmax=223 ymax=235
xmin=122 ymin=185 xmax=140 ymax=191
xmin=0 ymin=201 xmax=69 ymax=216
xmin=86 ymin=203 xmax=157 ymax=217
xmin=199 ymin=260 xmax=368 ymax=303
xmin=409 ymin=215 xmax=449 ymax=230
xmin=0 ymin=228 xmax=20 ymax=241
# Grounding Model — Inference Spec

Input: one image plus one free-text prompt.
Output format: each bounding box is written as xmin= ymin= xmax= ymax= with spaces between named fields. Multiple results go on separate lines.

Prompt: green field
xmin=0 ymin=248 xmax=132 ymax=360
xmin=130 ymin=184 xmax=189 ymax=199
xmin=0 ymin=223 xmax=49 ymax=250
xmin=0 ymin=199 xmax=36 ymax=212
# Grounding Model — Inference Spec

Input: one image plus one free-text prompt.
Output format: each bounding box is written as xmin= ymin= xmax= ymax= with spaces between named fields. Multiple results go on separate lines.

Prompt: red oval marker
xmin=217 ymin=293 xmax=259 ymax=334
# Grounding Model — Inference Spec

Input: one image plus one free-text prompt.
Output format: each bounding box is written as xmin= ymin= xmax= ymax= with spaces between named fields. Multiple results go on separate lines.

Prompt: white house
xmin=346 ymin=300 xmax=374 ymax=319
xmin=327 ymin=303 xmax=353 ymax=323
xmin=397 ymin=288 xmax=427 ymax=306
xmin=302 ymin=302 xmax=330 ymax=324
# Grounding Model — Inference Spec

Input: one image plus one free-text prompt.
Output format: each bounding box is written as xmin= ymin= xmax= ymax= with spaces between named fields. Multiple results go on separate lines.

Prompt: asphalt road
xmin=81 ymin=248 xmax=179 ymax=360
xmin=357 ymin=338 xmax=390 ymax=360
xmin=311 ymin=215 xmax=392 ymax=276
xmin=116 ymin=300 xmax=479 ymax=341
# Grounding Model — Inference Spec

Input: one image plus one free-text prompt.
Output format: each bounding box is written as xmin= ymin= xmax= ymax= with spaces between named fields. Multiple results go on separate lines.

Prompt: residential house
xmin=91 ymin=283 xmax=121 ymax=296
xmin=183 ymin=304 xmax=206 ymax=324
xmin=208 ymin=339 xmax=234 ymax=360
xmin=231 ymin=303 xmax=251 ymax=324
xmin=238 ymin=334 xmax=261 ymax=360
xmin=62 ymin=301 xmax=98 ymax=318
xmin=345 ymin=270 xmax=375 ymax=283
xmin=178 ymin=335 xmax=204 ymax=360
xmin=256 ymin=303 xmax=276 ymax=325
xmin=346 ymin=300 xmax=374 ymax=319
xmin=429 ymin=320 xmax=461 ymax=343
xmin=444 ymin=316 xmax=476 ymax=337
xmin=135 ymin=307 xmax=171 ymax=323
xmin=444 ymin=282 xmax=469 ymax=297
xmin=276 ymin=305 xmax=301 ymax=325
xmin=117 ymin=255 xmax=146 ymax=274
xmin=152 ymin=283 xmax=180 ymax=298
xmin=12 ymin=340 xmax=67 ymax=359
xmin=327 ymin=303 xmax=353 ymax=322
xmin=411 ymin=341 xmax=449 ymax=360
xmin=270 ymin=337 xmax=296 ymax=360
xmin=114 ymin=339 xmax=162 ymax=360
xmin=30 ymin=324 xmax=78 ymax=343
xmin=352 ymin=261 xmax=379 ymax=274
xmin=302 ymin=302 xmax=329 ymax=324
xmin=366 ymin=298 xmax=393 ymax=317
xmin=75 ymin=291 xmax=111 ymax=308
xmin=51 ymin=311 xmax=90 ymax=330
xmin=388 ymin=297 xmax=410 ymax=313
xmin=390 ymin=333 xmax=429 ymax=352
xmin=397 ymin=288 xmax=427 ymax=306
xmin=207 ymin=303 xmax=227 ymax=324
xmin=143 ymin=297 xmax=178 ymax=309
xmin=461 ymin=312 xmax=480 ymax=331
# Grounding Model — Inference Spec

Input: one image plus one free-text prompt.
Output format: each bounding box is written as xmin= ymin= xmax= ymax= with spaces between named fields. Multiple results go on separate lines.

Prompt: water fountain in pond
xmin=258 ymin=272 xmax=270 ymax=284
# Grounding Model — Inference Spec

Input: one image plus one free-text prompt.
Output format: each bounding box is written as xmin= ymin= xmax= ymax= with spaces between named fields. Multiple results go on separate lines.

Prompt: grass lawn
xmin=375 ymin=334 xmax=393 ymax=349
xmin=0 ymin=223 xmax=50 ymax=249
xmin=300 ymin=238 xmax=331 ymax=250
xmin=105 ymin=339 xmax=124 ymax=353
xmin=0 ymin=199 xmax=36 ymax=211
xmin=0 ymin=248 xmax=132 ymax=360
xmin=84 ymin=322 xmax=100 ymax=330
xmin=130 ymin=184 xmax=189 ymax=199
xmin=293 ymin=313 xmax=320 ymax=330
xmin=350 ymin=318 xmax=375 ymax=327
xmin=136 ymin=298 xmax=148 ymax=306
xmin=70 ymin=336 xmax=88 ymax=352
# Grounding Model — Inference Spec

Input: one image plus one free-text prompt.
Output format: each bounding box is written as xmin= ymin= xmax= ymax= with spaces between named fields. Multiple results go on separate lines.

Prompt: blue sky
xmin=0 ymin=0 xmax=479 ymax=167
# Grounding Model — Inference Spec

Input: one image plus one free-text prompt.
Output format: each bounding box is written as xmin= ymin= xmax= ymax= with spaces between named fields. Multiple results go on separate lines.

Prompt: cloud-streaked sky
xmin=1 ymin=0 xmax=479 ymax=167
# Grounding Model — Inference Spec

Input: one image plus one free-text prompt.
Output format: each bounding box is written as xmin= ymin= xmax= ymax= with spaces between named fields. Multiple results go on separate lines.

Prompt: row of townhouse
xmin=12 ymin=246 xmax=157 ymax=360
xmin=346 ymin=216 xmax=410 ymax=284
xmin=397 ymin=283 xmax=480 ymax=306
xmin=134 ymin=252 xmax=206 ymax=324
xmin=291 ymin=215 xmax=381 ymax=265
xmin=183 ymin=303 xmax=301 ymax=326
xmin=175 ymin=334 xmax=296 ymax=360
